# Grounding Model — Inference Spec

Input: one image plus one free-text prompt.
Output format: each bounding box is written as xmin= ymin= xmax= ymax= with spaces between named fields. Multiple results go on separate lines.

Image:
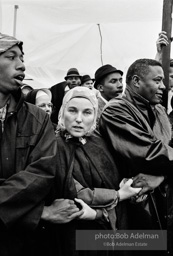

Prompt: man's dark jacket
xmin=99 ymin=85 xmax=173 ymax=255
xmin=0 ymin=90 xmax=57 ymax=256
xmin=50 ymin=81 xmax=66 ymax=123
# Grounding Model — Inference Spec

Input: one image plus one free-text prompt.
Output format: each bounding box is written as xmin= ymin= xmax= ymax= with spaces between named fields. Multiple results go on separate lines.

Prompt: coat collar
xmin=124 ymin=85 xmax=151 ymax=110
xmin=7 ymin=89 xmax=24 ymax=114
xmin=123 ymin=85 xmax=158 ymax=128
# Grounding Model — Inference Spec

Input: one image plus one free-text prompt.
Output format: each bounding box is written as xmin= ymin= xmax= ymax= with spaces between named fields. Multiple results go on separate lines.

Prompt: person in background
xmin=94 ymin=64 xmax=124 ymax=123
xmin=81 ymin=74 xmax=100 ymax=98
xmin=25 ymin=88 xmax=53 ymax=116
xmin=21 ymin=84 xmax=33 ymax=96
xmin=50 ymin=68 xmax=82 ymax=124
xmin=40 ymin=86 xmax=141 ymax=256
xmin=0 ymin=33 xmax=59 ymax=256
xmin=155 ymin=31 xmax=173 ymax=114
xmin=81 ymin=74 xmax=94 ymax=90
xmin=168 ymin=96 xmax=173 ymax=131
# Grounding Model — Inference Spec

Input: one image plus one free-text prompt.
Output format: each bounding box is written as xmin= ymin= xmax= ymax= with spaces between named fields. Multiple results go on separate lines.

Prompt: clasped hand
xmin=41 ymin=198 xmax=84 ymax=223
xmin=132 ymin=173 xmax=165 ymax=197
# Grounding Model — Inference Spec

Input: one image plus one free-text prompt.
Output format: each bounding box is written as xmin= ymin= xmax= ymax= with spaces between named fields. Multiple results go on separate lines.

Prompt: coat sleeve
xmin=99 ymin=101 xmax=173 ymax=177
xmin=0 ymin=114 xmax=57 ymax=230
xmin=74 ymin=178 xmax=118 ymax=208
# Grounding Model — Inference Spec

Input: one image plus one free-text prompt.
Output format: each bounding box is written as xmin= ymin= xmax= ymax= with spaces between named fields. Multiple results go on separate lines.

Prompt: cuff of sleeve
xmin=95 ymin=208 xmax=109 ymax=222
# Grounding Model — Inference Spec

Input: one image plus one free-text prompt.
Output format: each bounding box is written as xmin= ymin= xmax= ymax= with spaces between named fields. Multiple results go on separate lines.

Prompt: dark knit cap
xmin=94 ymin=64 xmax=123 ymax=88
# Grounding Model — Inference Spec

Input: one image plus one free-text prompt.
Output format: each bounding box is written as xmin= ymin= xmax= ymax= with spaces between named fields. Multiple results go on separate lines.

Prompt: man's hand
xmin=155 ymin=31 xmax=169 ymax=62
xmin=132 ymin=173 xmax=165 ymax=196
xmin=41 ymin=199 xmax=84 ymax=224
xmin=156 ymin=31 xmax=169 ymax=53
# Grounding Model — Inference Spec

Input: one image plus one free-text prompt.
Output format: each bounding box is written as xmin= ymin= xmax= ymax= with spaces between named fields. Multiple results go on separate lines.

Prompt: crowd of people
xmin=0 ymin=30 xmax=173 ymax=256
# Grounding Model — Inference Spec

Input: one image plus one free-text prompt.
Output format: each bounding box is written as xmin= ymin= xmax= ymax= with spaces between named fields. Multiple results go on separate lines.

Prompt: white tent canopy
xmin=0 ymin=0 xmax=168 ymax=88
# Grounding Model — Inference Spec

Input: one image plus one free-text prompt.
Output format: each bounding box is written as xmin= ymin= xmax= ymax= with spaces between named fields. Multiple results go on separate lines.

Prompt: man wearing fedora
xmin=81 ymin=74 xmax=94 ymax=90
xmin=50 ymin=68 xmax=82 ymax=123
xmin=94 ymin=64 xmax=124 ymax=122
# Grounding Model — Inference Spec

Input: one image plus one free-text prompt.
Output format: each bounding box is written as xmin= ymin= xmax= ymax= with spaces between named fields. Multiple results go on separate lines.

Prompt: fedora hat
xmin=81 ymin=75 xmax=94 ymax=84
xmin=64 ymin=68 xmax=82 ymax=80
xmin=94 ymin=64 xmax=123 ymax=88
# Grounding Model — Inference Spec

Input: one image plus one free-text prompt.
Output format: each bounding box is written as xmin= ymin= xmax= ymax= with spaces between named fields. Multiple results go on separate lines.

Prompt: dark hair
xmin=126 ymin=59 xmax=162 ymax=84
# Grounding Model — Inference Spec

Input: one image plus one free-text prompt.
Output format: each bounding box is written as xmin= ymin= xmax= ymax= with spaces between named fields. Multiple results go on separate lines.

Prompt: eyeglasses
xmin=37 ymin=103 xmax=53 ymax=108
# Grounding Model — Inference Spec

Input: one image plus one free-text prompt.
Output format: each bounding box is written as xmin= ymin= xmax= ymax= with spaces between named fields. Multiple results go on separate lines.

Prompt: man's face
xmin=169 ymin=66 xmax=173 ymax=91
xmin=137 ymin=65 xmax=165 ymax=105
xmin=83 ymin=80 xmax=94 ymax=90
xmin=0 ymin=45 xmax=25 ymax=95
xmin=99 ymin=72 xmax=123 ymax=101
xmin=66 ymin=76 xmax=81 ymax=89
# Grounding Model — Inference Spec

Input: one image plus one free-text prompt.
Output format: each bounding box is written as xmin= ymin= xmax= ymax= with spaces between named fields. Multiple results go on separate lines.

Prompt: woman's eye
xmin=84 ymin=111 xmax=92 ymax=115
xmin=69 ymin=109 xmax=76 ymax=113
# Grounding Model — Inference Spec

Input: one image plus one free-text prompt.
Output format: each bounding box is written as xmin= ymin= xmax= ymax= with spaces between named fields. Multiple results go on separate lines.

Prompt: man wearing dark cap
xmin=64 ymin=67 xmax=81 ymax=89
xmin=94 ymin=64 xmax=123 ymax=122
xmin=0 ymin=33 xmax=58 ymax=255
xmin=50 ymin=67 xmax=82 ymax=123
xmin=81 ymin=74 xmax=94 ymax=90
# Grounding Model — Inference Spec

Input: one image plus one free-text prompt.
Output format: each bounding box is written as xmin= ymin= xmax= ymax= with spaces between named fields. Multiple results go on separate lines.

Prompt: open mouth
xmin=156 ymin=94 xmax=163 ymax=99
xmin=14 ymin=74 xmax=25 ymax=85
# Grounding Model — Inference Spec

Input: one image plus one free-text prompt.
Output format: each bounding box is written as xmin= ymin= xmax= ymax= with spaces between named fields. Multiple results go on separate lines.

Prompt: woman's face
xmin=63 ymin=97 xmax=95 ymax=137
xmin=35 ymin=93 xmax=53 ymax=116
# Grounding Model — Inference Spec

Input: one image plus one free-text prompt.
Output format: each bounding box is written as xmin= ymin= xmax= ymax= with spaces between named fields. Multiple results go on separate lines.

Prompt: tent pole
xmin=13 ymin=5 xmax=19 ymax=37
xmin=161 ymin=0 xmax=173 ymax=110
xmin=97 ymin=24 xmax=103 ymax=66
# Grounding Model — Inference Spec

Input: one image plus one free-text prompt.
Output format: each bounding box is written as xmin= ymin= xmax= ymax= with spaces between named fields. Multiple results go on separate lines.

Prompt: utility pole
xmin=161 ymin=0 xmax=173 ymax=109
xmin=13 ymin=5 xmax=19 ymax=37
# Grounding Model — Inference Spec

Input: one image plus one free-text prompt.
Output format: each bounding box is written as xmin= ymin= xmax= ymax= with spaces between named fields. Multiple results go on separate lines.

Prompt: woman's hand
xmin=74 ymin=198 xmax=97 ymax=220
xmin=41 ymin=199 xmax=84 ymax=224
xmin=118 ymin=178 xmax=141 ymax=201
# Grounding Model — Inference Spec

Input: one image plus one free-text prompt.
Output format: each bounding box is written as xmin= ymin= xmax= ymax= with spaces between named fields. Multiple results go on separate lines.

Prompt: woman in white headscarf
xmin=40 ymin=87 xmax=141 ymax=256
xmin=25 ymin=88 xmax=53 ymax=116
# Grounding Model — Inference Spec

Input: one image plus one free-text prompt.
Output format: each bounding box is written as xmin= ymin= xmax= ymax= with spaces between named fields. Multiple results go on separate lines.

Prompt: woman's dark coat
xmin=38 ymin=132 xmax=128 ymax=256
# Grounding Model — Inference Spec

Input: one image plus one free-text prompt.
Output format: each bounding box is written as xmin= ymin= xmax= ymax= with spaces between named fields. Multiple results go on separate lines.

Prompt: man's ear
xmin=97 ymin=84 xmax=104 ymax=92
xmin=132 ymin=75 xmax=140 ymax=88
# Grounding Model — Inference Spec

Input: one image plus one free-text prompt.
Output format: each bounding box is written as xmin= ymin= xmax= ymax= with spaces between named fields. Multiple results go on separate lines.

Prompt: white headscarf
xmin=58 ymin=86 xmax=98 ymax=136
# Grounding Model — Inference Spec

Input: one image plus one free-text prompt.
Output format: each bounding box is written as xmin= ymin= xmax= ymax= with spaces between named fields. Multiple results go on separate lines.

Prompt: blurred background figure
xmin=168 ymin=96 xmax=173 ymax=130
xmin=25 ymin=88 xmax=53 ymax=117
xmin=155 ymin=31 xmax=173 ymax=114
xmin=81 ymin=74 xmax=94 ymax=90
xmin=50 ymin=68 xmax=82 ymax=124
xmin=21 ymin=84 xmax=33 ymax=96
